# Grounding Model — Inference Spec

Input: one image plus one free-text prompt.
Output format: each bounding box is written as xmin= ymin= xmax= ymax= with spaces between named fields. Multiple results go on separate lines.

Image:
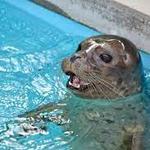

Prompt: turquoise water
xmin=0 ymin=0 xmax=150 ymax=149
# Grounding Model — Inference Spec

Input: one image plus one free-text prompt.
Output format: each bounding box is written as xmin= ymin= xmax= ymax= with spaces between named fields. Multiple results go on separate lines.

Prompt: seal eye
xmin=99 ymin=54 xmax=112 ymax=63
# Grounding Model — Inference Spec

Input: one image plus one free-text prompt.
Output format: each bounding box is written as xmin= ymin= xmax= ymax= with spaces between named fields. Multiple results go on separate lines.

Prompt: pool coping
xmin=32 ymin=0 xmax=150 ymax=54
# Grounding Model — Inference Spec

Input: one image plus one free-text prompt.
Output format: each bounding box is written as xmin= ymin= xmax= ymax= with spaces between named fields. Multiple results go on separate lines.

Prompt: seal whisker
xmin=95 ymin=83 xmax=112 ymax=102
xmin=89 ymin=73 xmax=116 ymax=89
xmin=96 ymin=78 xmax=124 ymax=98
xmin=73 ymin=64 xmax=118 ymax=97
xmin=91 ymin=82 xmax=107 ymax=100
xmin=89 ymin=72 xmax=125 ymax=98
xmin=88 ymin=74 xmax=112 ymax=101
xmin=81 ymin=71 xmax=117 ymax=100
xmin=79 ymin=71 xmax=125 ymax=99
xmin=95 ymin=84 xmax=111 ymax=101
xmin=86 ymin=74 xmax=111 ymax=101
xmin=87 ymin=79 xmax=94 ymax=98
xmin=89 ymin=73 xmax=121 ymax=91
xmin=98 ymin=79 xmax=125 ymax=98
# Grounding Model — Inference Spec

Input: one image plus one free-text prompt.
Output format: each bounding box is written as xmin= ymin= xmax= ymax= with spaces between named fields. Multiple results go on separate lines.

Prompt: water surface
xmin=0 ymin=0 xmax=150 ymax=149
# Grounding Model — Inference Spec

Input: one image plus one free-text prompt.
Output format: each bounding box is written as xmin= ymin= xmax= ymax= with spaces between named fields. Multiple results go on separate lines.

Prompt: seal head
xmin=62 ymin=35 xmax=143 ymax=99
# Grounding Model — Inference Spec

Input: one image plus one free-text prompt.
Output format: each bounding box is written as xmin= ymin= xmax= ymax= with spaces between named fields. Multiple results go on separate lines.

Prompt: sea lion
xmin=1 ymin=35 xmax=150 ymax=150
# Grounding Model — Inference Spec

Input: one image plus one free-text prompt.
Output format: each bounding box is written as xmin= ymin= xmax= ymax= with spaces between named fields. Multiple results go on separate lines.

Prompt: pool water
xmin=0 ymin=0 xmax=149 ymax=149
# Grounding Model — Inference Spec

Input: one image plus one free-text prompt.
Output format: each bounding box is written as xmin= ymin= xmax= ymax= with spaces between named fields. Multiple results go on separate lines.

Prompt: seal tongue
xmin=73 ymin=76 xmax=80 ymax=84
xmin=68 ymin=73 xmax=89 ymax=89
xmin=72 ymin=76 xmax=81 ymax=88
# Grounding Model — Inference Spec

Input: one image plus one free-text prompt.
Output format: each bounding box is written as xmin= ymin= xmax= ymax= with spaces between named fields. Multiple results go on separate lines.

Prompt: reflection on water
xmin=0 ymin=0 xmax=150 ymax=150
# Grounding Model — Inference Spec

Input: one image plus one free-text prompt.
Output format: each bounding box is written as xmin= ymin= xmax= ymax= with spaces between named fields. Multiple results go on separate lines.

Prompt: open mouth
xmin=65 ymin=71 xmax=89 ymax=91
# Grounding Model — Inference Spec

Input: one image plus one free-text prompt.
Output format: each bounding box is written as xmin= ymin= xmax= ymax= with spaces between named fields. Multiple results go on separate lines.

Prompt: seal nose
xmin=70 ymin=55 xmax=81 ymax=63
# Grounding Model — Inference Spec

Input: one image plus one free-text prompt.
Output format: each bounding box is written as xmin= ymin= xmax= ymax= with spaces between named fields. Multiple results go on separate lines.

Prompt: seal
xmin=2 ymin=35 xmax=150 ymax=150
xmin=62 ymin=35 xmax=143 ymax=99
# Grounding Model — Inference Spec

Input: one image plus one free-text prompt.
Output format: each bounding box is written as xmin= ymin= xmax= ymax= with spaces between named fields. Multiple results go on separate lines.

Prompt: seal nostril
xmin=70 ymin=55 xmax=81 ymax=62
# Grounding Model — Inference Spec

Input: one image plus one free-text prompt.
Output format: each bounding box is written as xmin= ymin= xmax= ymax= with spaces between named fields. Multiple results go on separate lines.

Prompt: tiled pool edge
xmin=32 ymin=0 xmax=150 ymax=54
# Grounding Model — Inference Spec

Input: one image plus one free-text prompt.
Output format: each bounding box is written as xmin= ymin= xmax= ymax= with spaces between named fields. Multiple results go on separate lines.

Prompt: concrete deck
xmin=32 ymin=0 xmax=150 ymax=53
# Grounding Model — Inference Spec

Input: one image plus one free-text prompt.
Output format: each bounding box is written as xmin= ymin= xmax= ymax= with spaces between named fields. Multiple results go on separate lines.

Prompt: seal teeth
xmin=70 ymin=76 xmax=81 ymax=88
xmin=69 ymin=81 xmax=80 ymax=89
xmin=66 ymin=71 xmax=89 ymax=90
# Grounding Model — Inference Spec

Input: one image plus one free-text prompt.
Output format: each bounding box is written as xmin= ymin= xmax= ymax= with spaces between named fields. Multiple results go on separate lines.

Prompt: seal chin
xmin=65 ymin=71 xmax=90 ymax=92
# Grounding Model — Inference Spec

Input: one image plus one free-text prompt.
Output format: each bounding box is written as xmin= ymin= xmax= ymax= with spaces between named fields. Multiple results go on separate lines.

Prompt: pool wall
xmin=32 ymin=0 xmax=150 ymax=54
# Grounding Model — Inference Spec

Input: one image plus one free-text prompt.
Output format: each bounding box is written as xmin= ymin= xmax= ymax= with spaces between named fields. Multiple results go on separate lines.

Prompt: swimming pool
xmin=0 ymin=0 xmax=150 ymax=149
